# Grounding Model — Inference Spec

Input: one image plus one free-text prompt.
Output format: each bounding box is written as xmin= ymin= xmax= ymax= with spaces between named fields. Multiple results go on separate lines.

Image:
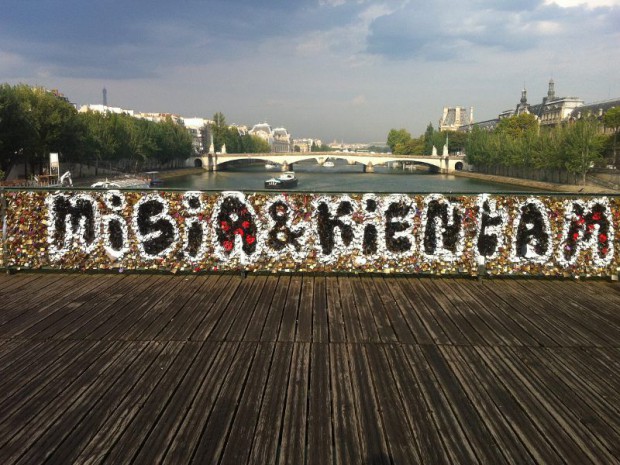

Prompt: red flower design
xmin=223 ymin=240 xmax=233 ymax=251
xmin=593 ymin=212 xmax=602 ymax=221
xmin=572 ymin=232 xmax=579 ymax=241
xmin=599 ymin=233 xmax=608 ymax=243
xmin=234 ymin=228 xmax=244 ymax=236
xmin=602 ymin=247 xmax=609 ymax=255
xmin=246 ymin=235 xmax=255 ymax=245
xmin=220 ymin=221 xmax=230 ymax=232
xmin=242 ymin=220 xmax=251 ymax=229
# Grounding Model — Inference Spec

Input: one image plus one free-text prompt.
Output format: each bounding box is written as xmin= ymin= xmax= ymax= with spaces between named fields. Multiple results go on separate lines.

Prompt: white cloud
xmin=545 ymin=0 xmax=620 ymax=7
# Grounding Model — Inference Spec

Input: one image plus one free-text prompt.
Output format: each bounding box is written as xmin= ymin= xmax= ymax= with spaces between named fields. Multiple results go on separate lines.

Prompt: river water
xmin=164 ymin=160 xmax=539 ymax=193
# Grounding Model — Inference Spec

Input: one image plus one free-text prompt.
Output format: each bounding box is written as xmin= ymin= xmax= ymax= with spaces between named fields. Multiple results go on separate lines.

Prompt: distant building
xmin=439 ymin=106 xmax=473 ymax=131
xmin=78 ymin=104 xmax=134 ymax=116
xmin=462 ymin=79 xmax=618 ymax=132
xmin=181 ymin=117 xmax=213 ymax=154
xmin=249 ymin=122 xmax=292 ymax=152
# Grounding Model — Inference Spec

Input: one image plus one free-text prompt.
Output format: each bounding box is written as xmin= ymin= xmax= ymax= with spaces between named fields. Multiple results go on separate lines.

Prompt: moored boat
xmin=264 ymin=171 xmax=298 ymax=189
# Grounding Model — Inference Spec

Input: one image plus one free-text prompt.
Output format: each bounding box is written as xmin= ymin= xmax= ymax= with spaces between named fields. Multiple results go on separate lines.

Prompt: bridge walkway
xmin=0 ymin=273 xmax=619 ymax=464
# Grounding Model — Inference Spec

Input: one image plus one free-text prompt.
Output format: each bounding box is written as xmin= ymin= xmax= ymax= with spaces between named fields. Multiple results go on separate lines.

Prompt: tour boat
xmin=265 ymin=163 xmax=276 ymax=169
xmin=264 ymin=171 xmax=298 ymax=189
xmin=323 ymin=161 xmax=335 ymax=168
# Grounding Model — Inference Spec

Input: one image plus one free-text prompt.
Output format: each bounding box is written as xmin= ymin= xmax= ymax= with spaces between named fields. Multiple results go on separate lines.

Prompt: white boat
xmin=91 ymin=176 xmax=150 ymax=189
xmin=323 ymin=161 xmax=335 ymax=168
xmin=265 ymin=163 xmax=276 ymax=169
xmin=264 ymin=171 xmax=298 ymax=189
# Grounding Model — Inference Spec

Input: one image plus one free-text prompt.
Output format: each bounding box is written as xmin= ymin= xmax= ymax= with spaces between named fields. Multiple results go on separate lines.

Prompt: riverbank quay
xmin=0 ymin=272 xmax=619 ymax=464
xmin=453 ymin=170 xmax=619 ymax=194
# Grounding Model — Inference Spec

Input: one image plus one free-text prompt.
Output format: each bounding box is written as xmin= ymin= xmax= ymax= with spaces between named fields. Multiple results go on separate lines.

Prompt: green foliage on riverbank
xmin=466 ymin=117 xmax=606 ymax=184
xmin=0 ymin=83 xmax=193 ymax=178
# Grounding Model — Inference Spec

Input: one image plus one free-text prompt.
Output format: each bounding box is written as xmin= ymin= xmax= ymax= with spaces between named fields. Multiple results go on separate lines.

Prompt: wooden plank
xmin=440 ymin=345 xmax=538 ymax=465
xmin=306 ymin=343 xmax=333 ymax=465
xmin=75 ymin=342 xmax=200 ymax=465
xmin=0 ymin=275 xmax=100 ymax=333
xmin=247 ymin=342 xmax=294 ymax=464
xmin=132 ymin=276 xmax=205 ymax=340
xmin=516 ymin=279 xmax=620 ymax=346
xmin=154 ymin=274 xmax=226 ymax=341
xmin=430 ymin=278 xmax=505 ymax=346
xmin=311 ymin=276 xmax=329 ymax=343
xmin=83 ymin=275 xmax=174 ymax=340
xmin=159 ymin=342 xmax=241 ymax=464
xmin=448 ymin=279 xmax=535 ymax=346
xmin=278 ymin=275 xmax=302 ymax=342
xmin=12 ymin=275 xmax=119 ymax=339
xmin=349 ymin=276 xmax=382 ymax=342
xmin=422 ymin=279 xmax=486 ymax=345
xmin=370 ymin=276 xmax=416 ymax=344
xmin=347 ymin=343 xmax=391 ymax=464
xmin=243 ymin=276 xmax=278 ymax=341
xmin=393 ymin=277 xmax=451 ymax=344
xmin=260 ymin=276 xmax=290 ymax=342
xmin=127 ymin=341 xmax=221 ymax=464
xmin=329 ymin=343 xmax=363 ymax=464
xmin=476 ymin=346 xmax=607 ymax=464
xmin=501 ymin=346 xmax=619 ymax=463
xmin=337 ymin=276 xmax=363 ymax=342
xmin=295 ymin=275 xmax=314 ymax=342
xmin=489 ymin=279 xmax=587 ymax=346
xmin=225 ymin=276 xmax=269 ymax=341
xmin=218 ymin=342 xmax=275 ymax=465
xmin=188 ymin=342 xmax=258 ymax=464
xmin=382 ymin=344 xmax=451 ymax=464
xmin=518 ymin=347 xmax=620 ymax=438
xmin=356 ymin=276 xmax=398 ymax=342
xmin=189 ymin=276 xmax=244 ymax=341
xmin=0 ymin=341 xmax=109 ymax=423
xmin=479 ymin=279 xmax=560 ymax=347
xmin=59 ymin=275 xmax=154 ymax=339
xmin=109 ymin=276 xmax=193 ymax=340
xmin=456 ymin=345 xmax=563 ymax=464
xmin=206 ymin=276 xmax=264 ymax=341
xmin=380 ymin=276 xmax=434 ymax=344
xmin=0 ymin=340 xmax=141 ymax=461
xmin=0 ymin=340 xmax=79 ymax=403
xmin=364 ymin=344 xmax=423 ymax=464
xmin=277 ymin=342 xmax=310 ymax=465
xmin=325 ymin=276 xmax=346 ymax=342
xmin=401 ymin=345 xmax=479 ymax=463
xmin=19 ymin=342 xmax=182 ymax=465
xmin=420 ymin=344 xmax=509 ymax=464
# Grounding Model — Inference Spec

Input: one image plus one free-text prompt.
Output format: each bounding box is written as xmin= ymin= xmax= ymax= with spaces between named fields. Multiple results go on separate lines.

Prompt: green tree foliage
xmin=496 ymin=113 xmax=539 ymax=137
xmin=0 ymin=83 xmax=193 ymax=177
xmin=466 ymin=114 xmax=606 ymax=185
xmin=603 ymin=106 xmax=620 ymax=166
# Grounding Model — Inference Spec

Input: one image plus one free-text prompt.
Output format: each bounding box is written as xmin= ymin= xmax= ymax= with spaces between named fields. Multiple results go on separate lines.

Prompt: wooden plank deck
xmin=0 ymin=273 xmax=619 ymax=465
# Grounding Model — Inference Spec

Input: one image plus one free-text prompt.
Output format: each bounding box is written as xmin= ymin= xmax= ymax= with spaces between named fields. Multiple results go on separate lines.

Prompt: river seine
xmin=164 ymin=160 xmax=539 ymax=193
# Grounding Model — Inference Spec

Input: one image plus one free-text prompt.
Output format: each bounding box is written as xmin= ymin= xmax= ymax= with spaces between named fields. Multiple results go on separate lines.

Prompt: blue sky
xmin=1 ymin=0 xmax=619 ymax=143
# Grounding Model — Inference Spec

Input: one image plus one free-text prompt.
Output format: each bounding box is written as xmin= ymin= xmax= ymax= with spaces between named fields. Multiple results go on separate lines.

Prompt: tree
xmin=496 ymin=113 xmax=538 ymax=138
xmin=423 ymin=123 xmax=435 ymax=155
xmin=563 ymin=119 xmax=605 ymax=185
xmin=211 ymin=112 xmax=227 ymax=153
xmin=603 ymin=106 xmax=620 ymax=167
xmin=387 ymin=129 xmax=412 ymax=153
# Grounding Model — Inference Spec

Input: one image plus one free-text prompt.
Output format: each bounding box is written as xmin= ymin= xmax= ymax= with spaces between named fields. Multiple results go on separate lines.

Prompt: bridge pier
xmin=363 ymin=162 xmax=374 ymax=173
xmin=281 ymin=162 xmax=293 ymax=171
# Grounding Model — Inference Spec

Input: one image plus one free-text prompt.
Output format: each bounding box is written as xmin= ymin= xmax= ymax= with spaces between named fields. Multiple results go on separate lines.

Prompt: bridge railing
xmin=2 ymin=188 xmax=618 ymax=278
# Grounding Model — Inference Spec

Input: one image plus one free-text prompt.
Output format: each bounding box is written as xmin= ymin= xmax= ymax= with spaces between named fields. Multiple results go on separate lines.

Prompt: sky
xmin=1 ymin=0 xmax=619 ymax=144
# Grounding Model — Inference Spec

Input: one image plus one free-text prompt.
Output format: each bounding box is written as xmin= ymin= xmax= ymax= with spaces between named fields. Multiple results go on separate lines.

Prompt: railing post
xmin=1 ymin=188 xmax=7 ymax=272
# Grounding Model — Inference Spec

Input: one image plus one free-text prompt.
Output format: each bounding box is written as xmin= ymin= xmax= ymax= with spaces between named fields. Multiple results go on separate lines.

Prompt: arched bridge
xmin=188 ymin=152 xmax=466 ymax=173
